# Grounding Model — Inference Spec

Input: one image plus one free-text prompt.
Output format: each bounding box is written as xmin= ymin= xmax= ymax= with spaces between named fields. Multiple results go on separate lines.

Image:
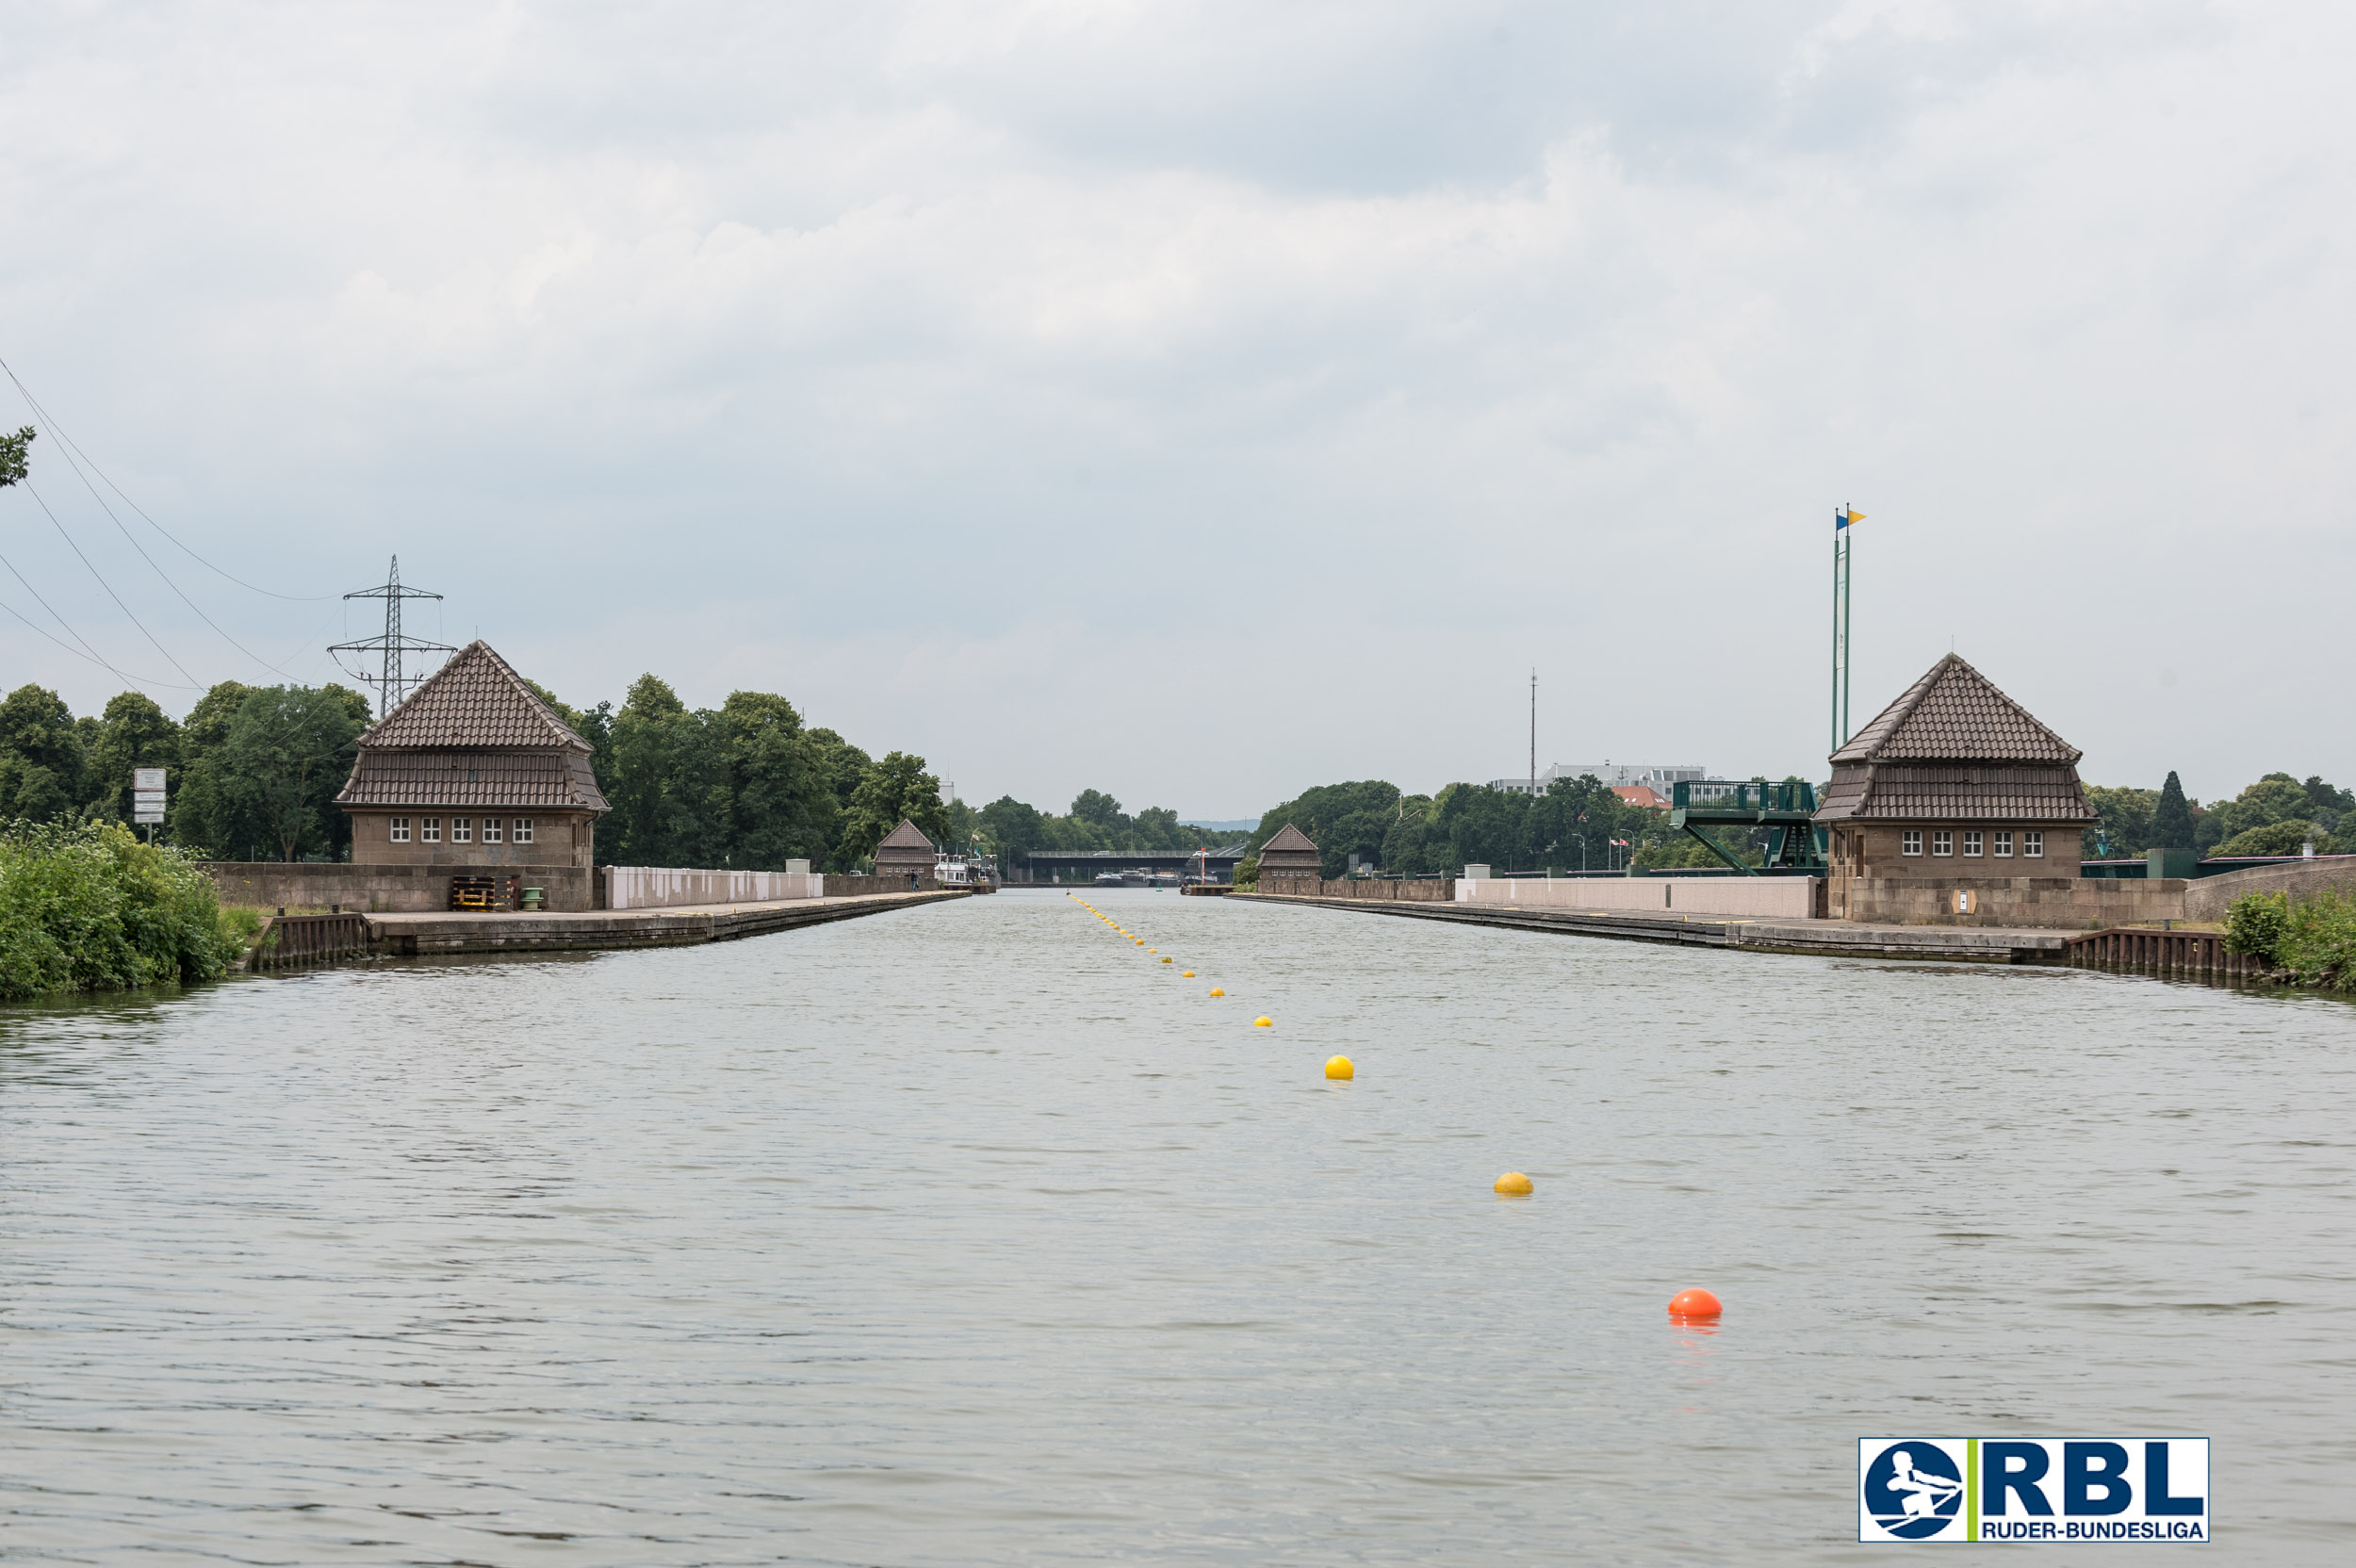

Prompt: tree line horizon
xmin=0 ymin=676 xmax=2344 ymax=874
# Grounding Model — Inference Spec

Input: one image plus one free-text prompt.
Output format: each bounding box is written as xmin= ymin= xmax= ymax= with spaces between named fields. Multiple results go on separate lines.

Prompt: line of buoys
xmin=1063 ymin=898 xmax=1720 ymax=1325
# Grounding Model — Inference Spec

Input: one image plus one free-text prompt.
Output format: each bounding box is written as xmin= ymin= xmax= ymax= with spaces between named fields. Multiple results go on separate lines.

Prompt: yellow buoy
xmin=1181 ymin=971 xmax=1194 ymax=977
xmin=1160 ymin=956 xmax=1172 ymax=964
xmin=1324 ymin=1055 xmax=1353 ymax=1080
xmin=1252 ymin=1016 xmax=1273 ymax=1027
xmin=1493 ymin=1171 xmax=1533 ymax=1196
xmin=1209 ymin=987 xmax=1224 ymax=996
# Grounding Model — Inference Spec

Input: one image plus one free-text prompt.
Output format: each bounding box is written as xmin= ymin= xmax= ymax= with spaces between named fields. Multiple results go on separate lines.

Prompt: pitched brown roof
xmin=336 ymin=748 xmax=609 ymax=810
xmin=876 ymin=819 xmax=935 ymax=851
xmin=1833 ymin=654 xmax=2079 ymax=765
xmin=1261 ymin=823 xmax=1318 ymax=854
xmin=360 ymin=641 xmax=592 ymax=752
xmin=1816 ymin=763 xmax=2093 ymax=823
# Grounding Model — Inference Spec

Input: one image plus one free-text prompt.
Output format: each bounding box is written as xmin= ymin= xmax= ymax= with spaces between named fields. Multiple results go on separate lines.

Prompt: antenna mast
xmin=1529 ymin=667 xmax=1537 ymax=795
xmin=329 ymin=556 xmax=456 ymax=718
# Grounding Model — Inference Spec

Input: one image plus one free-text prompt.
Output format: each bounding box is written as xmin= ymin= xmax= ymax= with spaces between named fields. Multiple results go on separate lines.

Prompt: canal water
xmin=4 ymin=890 xmax=2352 ymax=1563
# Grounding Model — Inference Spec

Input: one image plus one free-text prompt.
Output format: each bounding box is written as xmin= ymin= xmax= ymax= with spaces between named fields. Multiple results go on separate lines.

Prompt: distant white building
xmin=1486 ymin=761 xmax=1707 ymax=797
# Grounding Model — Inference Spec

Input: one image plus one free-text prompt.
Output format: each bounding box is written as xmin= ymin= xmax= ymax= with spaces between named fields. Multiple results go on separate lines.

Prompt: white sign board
xmin=133 ymin=768 xmax=167 ymax=791
xmin=134 ymin=809 xmax=165 ymax=825
xmin=134 ymin=790 xmax=167 ymax=808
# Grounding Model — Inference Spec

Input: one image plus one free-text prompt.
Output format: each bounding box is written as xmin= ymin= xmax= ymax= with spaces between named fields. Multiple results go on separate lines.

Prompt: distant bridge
xmin=1019 ymin=847 xmax=1250 ymax=879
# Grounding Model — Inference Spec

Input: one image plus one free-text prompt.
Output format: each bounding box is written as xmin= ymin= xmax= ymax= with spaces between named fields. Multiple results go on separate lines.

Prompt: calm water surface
xmin=4 ymin=891 xmax=2353 ymax=1563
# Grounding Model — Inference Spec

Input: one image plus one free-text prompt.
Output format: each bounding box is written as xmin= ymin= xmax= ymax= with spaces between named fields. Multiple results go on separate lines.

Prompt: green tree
xmin=2151 ymin=770 xmax=2194 ymax=850
xmin=2082 ymin=784 xmax=2157 ymax=859
xmin=2216 ymin=820 xmax=2340 ymax=858
xmin=1070 ymin=789 xmax=1130 ymax=834
xmin=86 ymin=692 xmax=183 ymax=823
xmin=0 ymin=425 xmax=32 ymax=489
xmin=0 ymin=684 xmax=87 ymax=823
xmin=977 ymin=794 xmax=1044 ymax=860
xmin=840 ymin=751 xmax=947 ymax=862
xmin=717 ymin=690 xmax=834 ymax=869
xmin=605 ymin=675 xmax=727 ymax=867
xmin=218 ymin=685 xmax=368 ymax=861
xmin=166 ymin=679 xmax=258 ymax=855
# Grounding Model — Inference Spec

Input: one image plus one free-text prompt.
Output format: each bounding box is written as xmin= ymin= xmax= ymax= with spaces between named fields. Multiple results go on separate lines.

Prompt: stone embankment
xmin=366 ymin=890 xmax=962 ymax=957
xmin=2181 ymin=856 xmax=2356 ymax=923
xmin=1234 ymin=891 xmax=2070 ymax=963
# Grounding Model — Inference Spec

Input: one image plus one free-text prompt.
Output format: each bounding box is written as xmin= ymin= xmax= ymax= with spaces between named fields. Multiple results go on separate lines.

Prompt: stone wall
xmin=1841 ymin=875 xmax=2184 ymax=929
xmin=604 ymin=866 xmax=823 ymax=908
xmin=1458 ymin=875 xmax=1823 ymax=919
xmin=203 ymin=861 xmax=596 ymax=913
xmin=819 ymin=872 xmax=940 ymax=897
xmin=2183 ymin=856 xmax=2356 ymax=923
xmin=1259 ymin=876 xmax=1456 ymax=902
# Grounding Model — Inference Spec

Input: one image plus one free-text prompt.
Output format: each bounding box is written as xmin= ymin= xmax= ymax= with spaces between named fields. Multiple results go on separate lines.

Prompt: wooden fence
xmin=2064 ymin=926 xmax=2264 ymax=980
xmin=255 ymin=911 xmax=372 ymax=970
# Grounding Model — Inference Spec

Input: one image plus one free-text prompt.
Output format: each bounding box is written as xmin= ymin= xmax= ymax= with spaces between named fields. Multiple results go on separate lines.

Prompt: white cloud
xmin=0 ymin=0 xmax=2348 ymax=812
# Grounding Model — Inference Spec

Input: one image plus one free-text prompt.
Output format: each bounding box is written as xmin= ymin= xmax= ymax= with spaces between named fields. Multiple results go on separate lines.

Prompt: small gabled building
xmin=335 ymin=640 xmax=608 ymax=874
xmin=874 ymin=819 xmax=937 ymax=883
xmin=1814 ymin=653 xmax=2096 ymax=920
xmin=1257 ymin=823 xmax=1323 ymax=883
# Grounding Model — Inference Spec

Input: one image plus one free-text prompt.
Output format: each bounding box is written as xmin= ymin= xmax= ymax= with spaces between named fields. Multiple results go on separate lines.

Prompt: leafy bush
xmin=1232 ymin=855 xmax=1259 ymax=890
xmin=0 ymin=819 xmax=241 ymax=1001
xmin=2225 ymin=887 xmax=2356 ymax=989
xmin=2224 ymin=890 xmax=2289 ymax=968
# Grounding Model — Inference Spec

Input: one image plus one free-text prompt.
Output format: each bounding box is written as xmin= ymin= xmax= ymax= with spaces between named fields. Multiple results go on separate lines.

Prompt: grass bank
xmin=0 ymin=820 xmax=251 ymax=1002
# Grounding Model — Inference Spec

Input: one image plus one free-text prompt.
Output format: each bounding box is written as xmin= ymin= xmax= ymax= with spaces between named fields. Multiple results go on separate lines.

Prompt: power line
xmin=20 ymin=478 xmax=201 ymax=686
xmin=22 ymin=393 xmax=315 ymax=678
xmin=0 ymin=355 xmax=330 ymax=601
xmin=0 ymin=547 xmax=198 ymax=690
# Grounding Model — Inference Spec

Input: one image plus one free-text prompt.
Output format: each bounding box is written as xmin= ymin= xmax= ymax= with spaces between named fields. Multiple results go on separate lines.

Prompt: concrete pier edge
xmin=1231 ymin=891 xmax=2070 ymax=964
xmin=366 ymin=889 xmax=967 ymax=958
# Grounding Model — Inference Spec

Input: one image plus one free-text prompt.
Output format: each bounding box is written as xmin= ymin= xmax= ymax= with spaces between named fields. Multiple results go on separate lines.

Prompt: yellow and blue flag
xmin=1835 ymin=504 xmax=1865 ymax=530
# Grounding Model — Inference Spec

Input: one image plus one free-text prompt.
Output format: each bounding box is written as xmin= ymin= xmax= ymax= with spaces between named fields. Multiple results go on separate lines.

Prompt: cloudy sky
xmin=1 ymin=0 xmax=2347 ymax=817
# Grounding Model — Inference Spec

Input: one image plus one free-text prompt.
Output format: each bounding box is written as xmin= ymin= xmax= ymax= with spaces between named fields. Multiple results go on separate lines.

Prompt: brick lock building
xmin=1256 ymin=823 xmax=1322 ymax=884
xmin=335 ymin=641 xmax=609 ymax=892
xmin=873 ymin=819 xmax=937 ymax=884
xmin=1813 ymin=653 xmax=2100 ymax=923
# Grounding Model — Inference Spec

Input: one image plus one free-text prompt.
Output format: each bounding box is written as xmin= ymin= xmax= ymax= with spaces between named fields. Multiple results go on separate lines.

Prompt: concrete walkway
xmin=1234 ymin=892 xmax=2073 ymax=963
xmin=368 ymin=889 xmax=966 ymax=957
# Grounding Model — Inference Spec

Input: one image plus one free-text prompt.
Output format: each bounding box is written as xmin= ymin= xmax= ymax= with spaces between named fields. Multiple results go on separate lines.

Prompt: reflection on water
xmin=4 ymin=890 xmax=2353 ymax=1563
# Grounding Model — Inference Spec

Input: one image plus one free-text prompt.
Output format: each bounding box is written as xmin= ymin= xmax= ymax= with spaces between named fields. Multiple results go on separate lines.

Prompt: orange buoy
xmin=1208 ymin=987 xmax=1224 ymax=996
xmin=1493 ymin=1171 xmax=1533 ymax=1196
xmin=1180 ymin=971 xmax=1194 ymax=977
xmin=1667 ymin=1288 xmax=1723 ymax=1321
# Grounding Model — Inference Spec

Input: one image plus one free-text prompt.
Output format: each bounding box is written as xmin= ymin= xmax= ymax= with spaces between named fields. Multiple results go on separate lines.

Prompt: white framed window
xmin=451 ymin=817 xmax=472 ymax=843
xmin=1993 ymin=831 xmax=2014 ymax=858
xmin=390 ymin=816 xmax=410 ymax=843
xmin=1933 ymin=830 xmax=1954 ymax=857
xmin=421 ymin=817 xmax=441 ymax=843
xmin=2024 ymin=830 xmax=2045 ymax=858
xmin=1903 ymin=830 xmax=1922 ymax=857
xmin=513 ymin=819 xmax=533 ymax=845
xmin=1962 ymin=831 xmax=1983 ymax=857
xmin=483 ymin=818 xmax=501 ymax=843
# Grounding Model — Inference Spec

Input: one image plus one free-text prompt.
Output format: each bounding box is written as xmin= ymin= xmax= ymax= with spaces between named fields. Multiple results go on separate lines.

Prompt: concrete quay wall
xmin=1454 ymin=875 xmax=1823 ymax=920
xmin=1235 ymin=892 xmax=2068 ymax=963
xmin=603 ymin=866 xmax=823 ymax=908
xmin=1258 ymin=876 xmax=1457 ymax=902
xmin=1839 ymin=875 xmax=2184 ymax=929
xmin=2182 ymin=857 xmax=2356 ymax=923
xmin=205 ymin=861 xmax=595 ymax=913
xmin=368 ymin=890 xmax=965 ymax=957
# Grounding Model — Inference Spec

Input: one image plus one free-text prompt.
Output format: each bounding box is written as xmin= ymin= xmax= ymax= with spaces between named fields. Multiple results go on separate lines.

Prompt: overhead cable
xmin=19 ymin=478 xmax=203 ymax=686
xmin=0 ymin=354 xmax=330 ymax=601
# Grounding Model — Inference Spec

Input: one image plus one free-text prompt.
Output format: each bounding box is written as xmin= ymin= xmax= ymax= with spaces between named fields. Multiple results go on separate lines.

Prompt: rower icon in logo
xmin=1862 ymin=1442 xmax=1964 ymax=1539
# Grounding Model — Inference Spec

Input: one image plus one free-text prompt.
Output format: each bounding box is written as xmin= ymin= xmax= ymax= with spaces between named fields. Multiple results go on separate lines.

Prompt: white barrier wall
xmin=1456 ymin=875 xmax=1818 ymax=919
xmin=604 ymin=867 xmax=825 ymax=909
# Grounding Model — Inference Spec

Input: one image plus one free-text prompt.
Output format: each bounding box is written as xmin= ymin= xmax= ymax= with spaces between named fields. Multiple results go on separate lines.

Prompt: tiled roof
xmin=1262 ymin=824 xmax=1318 ymax=854
xmin=876 ymin=820 xmax=935 ymax=851
xmin=1814 ymin=761 xmax=2093 ymax=823
xmin=360 ymin=641 xmax=592 ymax=752
xmin=336 ymin=749 xmax=609 ymax=811
xmin=1832 ymin=654 xmax=2080 ymax=766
